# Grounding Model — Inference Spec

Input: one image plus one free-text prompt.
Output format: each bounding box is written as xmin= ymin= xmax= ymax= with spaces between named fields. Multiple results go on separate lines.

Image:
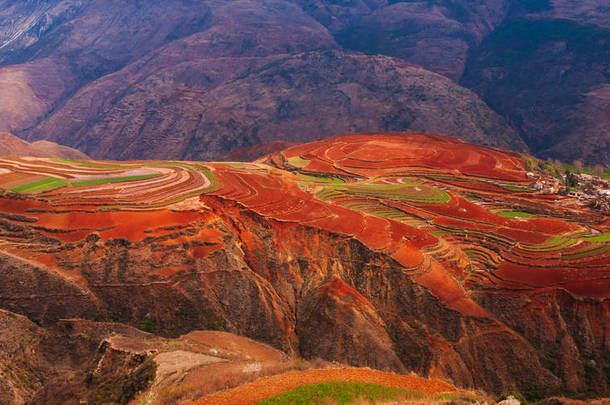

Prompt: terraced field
xmin=263 ymin=133 xmax=609 ymax=299
xmin=0 ymin=133 xmax=608 ymax=308
xmin=0 ymin=132 xmax=608 ymax=399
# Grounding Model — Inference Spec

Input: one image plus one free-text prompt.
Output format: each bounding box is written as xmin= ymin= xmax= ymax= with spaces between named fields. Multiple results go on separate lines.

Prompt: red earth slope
xmin=0 ymin=132 xmax=607 ymax=398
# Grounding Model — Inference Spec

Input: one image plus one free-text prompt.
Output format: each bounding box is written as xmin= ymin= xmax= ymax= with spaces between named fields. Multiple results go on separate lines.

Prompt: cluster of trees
xmin=524 ymin=156 xmax=606 ymax=180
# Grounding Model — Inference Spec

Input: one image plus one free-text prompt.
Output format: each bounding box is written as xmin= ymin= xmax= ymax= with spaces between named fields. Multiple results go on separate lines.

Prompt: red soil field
xmin=195 ymin=367 xmax=458 ymax=405
xmin=0 ymin=132 xmax=607 ymax=306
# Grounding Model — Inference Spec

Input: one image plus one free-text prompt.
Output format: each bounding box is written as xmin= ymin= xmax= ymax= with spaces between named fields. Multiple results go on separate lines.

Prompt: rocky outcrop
xmin=32 ymin=334 xmax=158 ymax=405
xmin=474 ymin=290 xmax=610 ymax=398
xmin=0 ymin=310 xmax=52 ymax=404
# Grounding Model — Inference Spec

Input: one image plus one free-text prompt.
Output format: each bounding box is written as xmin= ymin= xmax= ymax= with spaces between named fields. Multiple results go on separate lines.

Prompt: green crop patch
xmin=582 ymin=233 xmax=610 ymax=243
xmin=435 ymin=392 xmax=481 ymax=403
xmin=11 ymin=177 xmax=69 ymax=193
xmin=287 ymin=156 xmax=310 ymax=168
xmin=369 ymin=209 xmax=410 ymax=220
xmin=314 ymin=181 xmax=449 ymax=204
xmin=562 ymin=244 xmax=610 ymax=261
xmin=72 ymin=174 xmax=161 ymax=187
xmin=296 ymin=173 xmax=344 ymax=183
xmin=344 ymin=184 xmax=449 ymax=203
xmin=256 ymin=381 xmax=425 ymax=405
xmin=497 ymin=211 xmax=536 ymax=218
xmin=521 ymin=236 xmax=575 ymax=252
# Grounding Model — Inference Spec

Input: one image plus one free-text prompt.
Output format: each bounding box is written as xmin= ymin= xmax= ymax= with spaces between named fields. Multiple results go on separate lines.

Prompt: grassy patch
xmin=435 ymin=392 xmax=480 ymax=403
xmin=72 ymin=174 xmax=161 ymax=187
xmin=316 ymin=183 xmax=449 ymax=204
xmin=582 ymin=232 xmax=610 ymax=243
xmin=497 ymin=211 xmax=536 ymax=218
xmin=369 ymin=209 xmax=410 ymax=220
xmin=256 ymin=381 xmax=424 ymax=405
xmin=287 ymin=156 xmax=310 ymax=168
xmin=521 ymin=236 xmax=575 ymax=252
xmin=11 ymin=177 xmax=68 ymax=193
xmin=562 ymin=244 xmax=610 ymax=261
xmin=296 ymin=173 xmax=344 ymax=183
xmin=502 ymin=184 xmax=533 ymax=192
xmin=563 ymin=164 xmax=610 ymax=180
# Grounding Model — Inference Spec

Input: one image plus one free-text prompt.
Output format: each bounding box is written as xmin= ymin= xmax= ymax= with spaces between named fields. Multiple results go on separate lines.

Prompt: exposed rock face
xmin=297 ymin=276 xmax=405 ymax=372
xmin=32 ymin=333 xmax=158 ymax=405
xmin=0 ymin=310 xmax=52 ymax=404
xmin=0 ymin=133 xmax=607 ymax=400
xmin=474 ymin=290 xmax=610 ymax=396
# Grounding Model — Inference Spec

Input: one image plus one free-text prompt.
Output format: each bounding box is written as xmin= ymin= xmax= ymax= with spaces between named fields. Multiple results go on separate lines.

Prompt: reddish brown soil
xmin=184 ymin=331 xmax=286 ymax=362
xmin=195 ymin=368 xmax=457 ymax=405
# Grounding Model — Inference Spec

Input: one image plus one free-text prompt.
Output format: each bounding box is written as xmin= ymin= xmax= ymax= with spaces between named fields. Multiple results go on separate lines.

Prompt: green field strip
xmin=561 ymin=244 xmax=610 ymax=261
xmin=582 ymin=232 xmax=610 ymax=243
xmin=287 ymin=156 xmax=310 ymax=168
xmin=496 ymin=211 xmax=536 ymax=218
xmin=316 ymin=182 xmax=449 ymax=203
xmin=519 ymin=236 xmax=576 ymax=252
xmin=500 ymin=183 xmax=534 ymax=192
xmin=102 ymin=170 xmax=220 ymax=209
xmin=214 ymin=161 xmax=245 ymax=166
xmin=11 ymin=177 xmax=69 ymax=193
xmin=562 ymin=164 xmax=610 ymax=180
xmin=369 ymin=209 xmax=410 ymax=220
xmin=435 ymin=392 xmax=482 ymax=403
xmin=71 ymin=174 xmax=162 ymax=187
xmin=296 ymin=173 xmax=344 ymax=183
xmin=316 ymin=188 xmax=346 ymax=201
xmin=256 ymin=381 xmax=425 ymax=405
xmin=428 ymin=229 xmax=449 ymax=237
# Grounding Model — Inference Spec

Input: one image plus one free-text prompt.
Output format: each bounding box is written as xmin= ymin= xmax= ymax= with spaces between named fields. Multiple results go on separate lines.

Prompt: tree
xmin=573 ymin=160 xmax=583 ymax=174
xmin=565 ymin=171 xmax=578 ymax=188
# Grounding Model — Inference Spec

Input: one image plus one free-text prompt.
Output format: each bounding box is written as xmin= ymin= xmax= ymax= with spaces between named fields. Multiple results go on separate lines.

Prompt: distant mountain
xmin=25 ymin=49 xmax=525 ymax=161
xmin=0 ymin=0 xmax=607 ymax=164
xmin=462 ymin=18 xmax=610 ymax=166
xmin=0 ymin=132 xmax=88 ymax=159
